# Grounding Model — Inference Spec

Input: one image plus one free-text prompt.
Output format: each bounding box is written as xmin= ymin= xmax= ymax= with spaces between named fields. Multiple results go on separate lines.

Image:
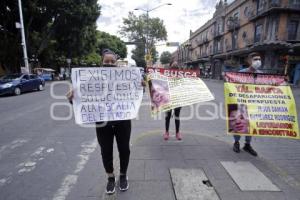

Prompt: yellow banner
xmin=224 ymin=82 xmax=299 ymax=139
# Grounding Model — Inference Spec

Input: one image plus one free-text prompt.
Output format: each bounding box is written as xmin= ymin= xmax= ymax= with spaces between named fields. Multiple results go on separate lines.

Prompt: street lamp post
xmin=134 ymin=3 xmax=172 ymax=66
xmin=17 ymin=0 xmax=29 ymax=73
xmin=66 ymin=58 xmax=71 ymax=78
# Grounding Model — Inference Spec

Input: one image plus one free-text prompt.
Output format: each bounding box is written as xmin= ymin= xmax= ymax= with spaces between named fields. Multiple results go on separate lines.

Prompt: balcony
xmin=225 ymin=44 xmax=232 ymax=51
xmin=227 ymin=17 xmax=240 ymax=32
xmin=214 ymin=30 xmax=224 ymax=38
xmin=203 ymin=37 xmax=209 ymax=44
xmin=249 ymin=2 xmax=300 ymax=22
xmin=197 ymin=40 xmax=203 ymax=46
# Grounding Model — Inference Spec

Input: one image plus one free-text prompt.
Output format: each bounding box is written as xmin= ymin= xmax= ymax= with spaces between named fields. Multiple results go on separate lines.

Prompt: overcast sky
xmin=97 ymin=0 xmax=234 ymax=64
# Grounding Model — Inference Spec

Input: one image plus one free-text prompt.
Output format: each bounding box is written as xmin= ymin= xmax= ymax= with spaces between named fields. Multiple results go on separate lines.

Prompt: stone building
xmin=174 ymin=0 xmax=300 ymax=80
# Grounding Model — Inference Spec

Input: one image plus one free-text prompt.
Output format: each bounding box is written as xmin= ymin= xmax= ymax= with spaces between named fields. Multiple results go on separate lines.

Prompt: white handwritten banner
xmin=71 ymin=67 xmax=143 ymax=124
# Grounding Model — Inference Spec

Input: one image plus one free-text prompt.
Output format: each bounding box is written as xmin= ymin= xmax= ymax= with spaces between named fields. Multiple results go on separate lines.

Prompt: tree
xmin=96 ymin=31 xmax=127 ymax=59
xmin=120 ymin=12 xmax=167 ymax=67
xmin=0 ymin=0 xmax=100 ymax=72
xmin=131 ymin=43 xmax=146 ymax=67
xmin=160 ymin=51 xmax=172 ymax=64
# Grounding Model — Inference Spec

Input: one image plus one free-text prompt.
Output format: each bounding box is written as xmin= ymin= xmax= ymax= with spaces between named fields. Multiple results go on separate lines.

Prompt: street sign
xmin=66 ymin=58 xmax=71 ymax=64
xmin=145 ymin=54 xmax=152 ymax=61
xmin=166 ymin=42 xmax=180 ymax=47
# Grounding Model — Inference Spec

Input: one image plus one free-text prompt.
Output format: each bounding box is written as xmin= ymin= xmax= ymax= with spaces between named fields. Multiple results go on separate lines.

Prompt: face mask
xmin=102 ymin=64 xmax=116 ymax=67
xmin=252 ymin=60 xmax=261 ymax=69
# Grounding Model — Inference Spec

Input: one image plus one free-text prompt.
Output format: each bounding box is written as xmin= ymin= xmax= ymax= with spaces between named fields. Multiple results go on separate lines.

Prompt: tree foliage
xmin=96 ymin=31 xmax=127 ymax=59
xmin=120 ymin=12 xmax=167 ymax=67
xmin=160 ymin=51 xmax=172 ymax=64
xmin=0 ymin=0 xmax=100 ymax=73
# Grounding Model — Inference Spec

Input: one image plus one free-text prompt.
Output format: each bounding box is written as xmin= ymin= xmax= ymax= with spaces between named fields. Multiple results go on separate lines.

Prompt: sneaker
xmin=119 ymin=175 xmax=129 ymax=191
xmin=176 ymin=132 xmax=182 ymax=140
xmin=243 ymin=144 xmax=258 ymax=156
xmin=233 ymin=141 xmax=240 ymax=153
xmin=163 ymin=132 xmax=169 ymax=140
xmin=106 ymin=177 xmax=115 ymax=195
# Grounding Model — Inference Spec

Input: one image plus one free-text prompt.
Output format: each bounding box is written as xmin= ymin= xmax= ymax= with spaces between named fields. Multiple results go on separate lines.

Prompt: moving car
xmin=0 ymin=74 xmax=45 ymax=96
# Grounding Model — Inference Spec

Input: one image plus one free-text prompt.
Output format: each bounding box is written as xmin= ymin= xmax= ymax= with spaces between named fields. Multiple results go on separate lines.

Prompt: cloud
xmin=97 ymin=0 xmax=218 ymax=63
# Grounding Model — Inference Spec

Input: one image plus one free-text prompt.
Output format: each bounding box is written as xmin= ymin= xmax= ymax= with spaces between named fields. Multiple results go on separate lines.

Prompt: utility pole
xmin=17 ymin=0 xmax=29 ymax=73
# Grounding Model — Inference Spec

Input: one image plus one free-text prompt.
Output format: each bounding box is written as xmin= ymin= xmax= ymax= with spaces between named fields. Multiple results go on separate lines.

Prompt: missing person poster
xmin=147 ymin=72 xmax=214 ymax=114
xmin=71 ymin=67 xmax=143 ymax=124
xmin=224 ymin=72 xmax=299 ymax=139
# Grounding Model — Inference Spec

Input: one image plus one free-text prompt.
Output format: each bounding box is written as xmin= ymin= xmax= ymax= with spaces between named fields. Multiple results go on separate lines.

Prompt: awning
xmin=185 ymin=57 xmax=210 ymax=64
xmin=252 ymin=41 xmax=292 ymax=51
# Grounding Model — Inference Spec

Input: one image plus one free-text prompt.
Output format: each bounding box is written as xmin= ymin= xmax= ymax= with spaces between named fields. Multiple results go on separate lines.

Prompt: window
xmin=288 ymin=20 xmax=299 ymax=40
xmin=217 ymin=40 xmax=222 ymax=52
xmin=257 ymin=0 xmax=265 ymax=12
xmin=30 ymin=75 xmax=37 ymax=79
xmin=233 ymin=12 xmax=239 ymax=19
xmin=244 ymin=7 xmax=248 ymax=16
xmin=270 ymin=0 xmax=280 ymax=6
xmin=22 ymin=75 xmax=29 ymax=80
xmin=255 ymin=24 xmax=263 ymax=42
xmin=232 ymin=31 xmax=238 ymax=49
xmin=267 ymin=16 xmax=279 ymax=40
xmin=290 ymin=0 xmax=300 ymax=7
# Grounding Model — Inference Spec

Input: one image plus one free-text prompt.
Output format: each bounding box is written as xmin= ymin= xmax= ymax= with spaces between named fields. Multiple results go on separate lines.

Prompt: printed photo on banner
xmin=224 ymin=72 xmax=299 ymax=139
xmin=228 ymin=104 xmax=250 ymax=134
xmin=71 ymin=67 xmax=144 ymax=124
xmin=148 ymin=79 xmax=170 ymax=111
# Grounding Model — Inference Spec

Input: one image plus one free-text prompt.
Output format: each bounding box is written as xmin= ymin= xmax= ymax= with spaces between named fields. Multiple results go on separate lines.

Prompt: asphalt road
xmin=0 ymin=80 xmax=299 ymax=200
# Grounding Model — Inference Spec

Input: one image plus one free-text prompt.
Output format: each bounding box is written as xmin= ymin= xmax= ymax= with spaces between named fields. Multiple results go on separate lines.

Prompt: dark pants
xmin=95 ymin=120 xmax=131 ymax=174
xmin=233 ymin=135 xmax=252 ymax=144
xmin=165 ymin=107 xmax=181 ymax=133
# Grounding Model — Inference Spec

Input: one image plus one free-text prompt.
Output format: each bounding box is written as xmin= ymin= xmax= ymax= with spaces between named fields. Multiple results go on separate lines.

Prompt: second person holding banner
xmin=232 ymin=52 xmax=262 ymax=156
xmin=164 ymin=61 xmax=182 ymax=140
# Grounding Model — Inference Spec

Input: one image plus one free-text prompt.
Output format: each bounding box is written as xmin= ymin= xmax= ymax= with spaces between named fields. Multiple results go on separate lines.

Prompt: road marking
xmin=52 ymin=139 xmax=98 ymax=200
xmin=47 ymin=148 xmax=55 ymax=153
xmin=0 ymin=174 xmax=12 ymax=187
xmin=53 ymin=175 xmax=78 ymax=200
xmin=221 ymin=161 xmax=280 ymax=191
xmin=17 ymin=146 xmax=54 ymax=175
xmin=31 ymin=147 xmax=46 ymax=157
xmin=0 ymin=146 xmax=54 ymax=187
xmin=0 ymin=139 xmax=29 ymax=160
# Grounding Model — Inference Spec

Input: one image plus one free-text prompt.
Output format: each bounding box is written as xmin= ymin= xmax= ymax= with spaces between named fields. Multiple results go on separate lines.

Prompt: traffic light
xmin=166 ymin=42 xmax=179 ymax=47
xmin=145 ymin=54 xmax=152 ymax=61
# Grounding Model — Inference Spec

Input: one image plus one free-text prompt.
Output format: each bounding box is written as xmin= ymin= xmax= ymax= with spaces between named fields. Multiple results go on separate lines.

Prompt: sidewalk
xmin=110 ymin=132 xmax=300 ymax=200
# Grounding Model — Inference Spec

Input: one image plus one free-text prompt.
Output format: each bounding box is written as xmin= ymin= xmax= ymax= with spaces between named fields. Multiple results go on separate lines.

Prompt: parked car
xmin=33 ymin=68 xmax=55 ymax=81
xmin=0 ymin=74 xmax=45 ymax=96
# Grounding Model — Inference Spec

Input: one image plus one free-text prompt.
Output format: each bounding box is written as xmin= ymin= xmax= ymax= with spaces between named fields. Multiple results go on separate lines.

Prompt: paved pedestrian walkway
xmin=99 ymin=131 xmax=300 ymax=200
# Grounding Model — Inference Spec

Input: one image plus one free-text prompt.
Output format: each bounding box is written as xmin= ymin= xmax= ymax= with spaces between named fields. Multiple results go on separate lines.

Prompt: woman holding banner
xmin=164 ymin=60 xmax=182 ymax=140
xmin=67 ymin=49 xmax=132 ymax=195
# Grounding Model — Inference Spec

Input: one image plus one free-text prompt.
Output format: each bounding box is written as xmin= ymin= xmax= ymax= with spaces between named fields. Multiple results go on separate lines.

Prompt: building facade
xmin=175 ymin=0 xmax=300 ymax=80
